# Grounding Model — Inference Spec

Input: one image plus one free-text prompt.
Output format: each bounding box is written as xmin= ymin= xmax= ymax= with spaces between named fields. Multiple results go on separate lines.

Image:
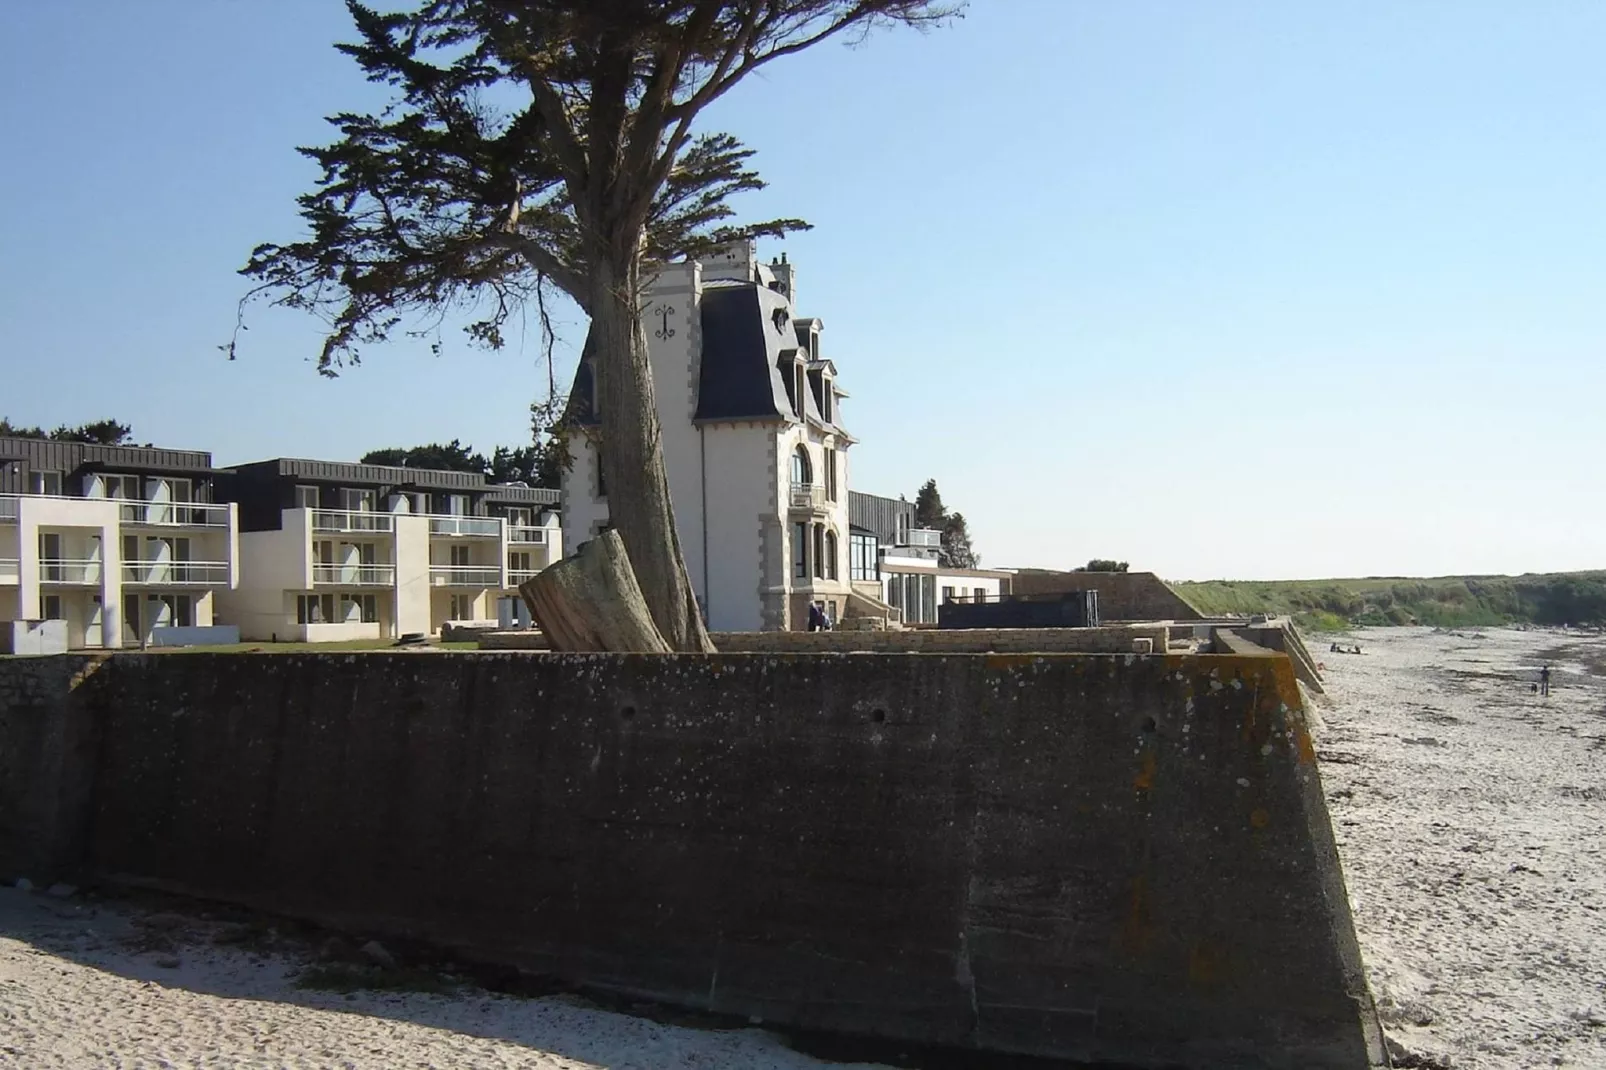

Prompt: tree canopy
xmin=0 ymin=418 xmax=136 ymax=446
xmin=913 ymin=478 xmax=979 ymax=569
xmin=1076 ymin=559 xmax=1131 ymax=573
xmin=360 ymin=437 xmax=559 ymax=486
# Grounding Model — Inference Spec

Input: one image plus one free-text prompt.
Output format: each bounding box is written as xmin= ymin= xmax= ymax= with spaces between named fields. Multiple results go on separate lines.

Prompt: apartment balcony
xmin=118 ymin=501 xmax=231 ymax=528
xmin=121 ymin=560 xmax=230 ymax=586
xmin=508 ymin=525 xmax=549 ymax=544
xmin=39 ymin=559 xmax=101 ymax=585
xmin=312 ymin=510 xmax=396 ymax=535
xmin=428 ymin=515 xmax=501 ymax=538
xmin=0 ymin=496 xmax=17 ymax=522
xmin=0 ymin=558 xmax=17 ymax=584
xmin=430 ymin=565 xmax=502 ymax=588
xmin=903 ymin=528 xmax=942 ymax=549
xmin=788 ymin=482 xmax=834 ymax=516
xmin=312 ymin=563 xmax=396 ymax=586
xmin=506 ymin=567 xmax=542 ymax=587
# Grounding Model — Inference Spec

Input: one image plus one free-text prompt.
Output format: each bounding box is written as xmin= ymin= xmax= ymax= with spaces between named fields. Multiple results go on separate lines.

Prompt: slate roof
xmin=566 ymin=281 xmax=850 ymax=432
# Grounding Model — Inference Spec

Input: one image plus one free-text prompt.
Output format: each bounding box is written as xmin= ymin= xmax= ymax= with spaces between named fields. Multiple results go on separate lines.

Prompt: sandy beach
xmin=2 ymin=626 xmax=1603 ymax=1069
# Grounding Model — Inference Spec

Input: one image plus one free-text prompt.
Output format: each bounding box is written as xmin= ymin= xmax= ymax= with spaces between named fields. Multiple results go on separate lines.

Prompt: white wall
xmin=699 ymin=424 xmax=774 ymax=630
xmin=393 ymin=514 xmax=431 ymax=637
xmin=218 ymin=519 xmax=311 ymax=641
xmin=16 ymin=496 xmax=123 ymax=648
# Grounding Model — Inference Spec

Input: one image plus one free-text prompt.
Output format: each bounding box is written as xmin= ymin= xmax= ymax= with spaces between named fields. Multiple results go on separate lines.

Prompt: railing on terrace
xmin=0 ymin=557 xmax=18 ymax=582
xmin=789 ymin=483 xmax=828 ymax=510
xmin=428 ymin=515 xmax=501 ymax=537
xmin=903 ymin=528 xmax=942 ymax=549
xmin=311 ymin=563 xmax=395 ymax=586
xmin=39 ymin=559 xmax=101 ymax=584
xmin=0 ymin=496 xmax=17 ymax=521
xmin=121 ymin=561 xmax=231 ymax=585
xmin=506 ymin=568 xmax=542 ymax=586
xmin=118 ymin=501 xmax=230 ymax=527
xmin=312 ymin=510 xmax=395 ymax=534
xmin=508 ymin=525 xmax=548 ymax=544
xmin=430 ymin=565 xmax=502 ymax=587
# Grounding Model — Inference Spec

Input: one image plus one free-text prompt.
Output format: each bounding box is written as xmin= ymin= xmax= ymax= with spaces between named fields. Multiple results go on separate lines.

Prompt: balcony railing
xmin=789 ymin=483 xmax=828 ymax=510
xmin=904 ymin=528 xmax=942 ymax=549
xmin=508 ymin=525 xmax=548 ymax=544
xmin=506 ymin=567 xmax=542 ymax=586
xmin=122 ymin=561 xmax=231 ymax=586
xmin=0 ymin=557 xmax=18 ymax=583
xmin=0 ymin=496 xmax=17 ymax=522
xmin=39 ymin=559 xmax=101 ymax=585
xmin=118 ymin=501 xmax=230 ymax=527
xmin=312 ymin=510 xmax=395 ymax=534
xmin=430 ymin=565 xmax=502 ymax=587
xmin=428 ymin=515 xmax=501 ymax=538
xmin=312 ymin=563 xmax=396 ymax=586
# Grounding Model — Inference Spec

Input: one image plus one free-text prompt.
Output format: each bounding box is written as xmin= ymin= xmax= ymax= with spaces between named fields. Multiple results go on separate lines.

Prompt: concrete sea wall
xmin=0 ymin=651 xmax=1383 ymax=1069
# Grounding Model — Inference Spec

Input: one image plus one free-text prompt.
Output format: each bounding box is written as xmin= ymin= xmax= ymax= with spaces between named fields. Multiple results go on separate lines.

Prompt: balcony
xmin=506 ymin=567 xmax=542 ymax=587
xmin=312 ymin=563 xmax=396 ymax=586
xmin=39 ymin=559 xmax=101 ymax=585
xmin=903 ymin=528 xmax=942 ymax=549
xmin=428 ymin=515 xmax=501 ymax=538
xmin=508 ymin=525 xmax=548 ymax=544
xmin=0 ymin=496 xmax=17 ymax=522
xmin=122 ymin=560 xmax=231 ymax=586
xmin=118 ymin=501 xmax=231 ymax=528
xmin=430 ymin=565 xmax=502 ymax=587
xmin=0 ymin=558 xmax=17 ymax=583
xmin=788 ymin=482 xmax=832 ymax=514
xmin=312 ymin=510 xmax=395 ymax=534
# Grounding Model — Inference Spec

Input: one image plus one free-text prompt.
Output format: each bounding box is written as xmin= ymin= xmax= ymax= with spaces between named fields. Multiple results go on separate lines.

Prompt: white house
xmin=847 ymin=490 xmax=1013 ymax=624
xmin=0 ymin=435 xmax=240 ymax=648
xmin=216 ymin=458 xmax=561 ymax=642
xmin=563 ymin=242 xmax=858 ymax=631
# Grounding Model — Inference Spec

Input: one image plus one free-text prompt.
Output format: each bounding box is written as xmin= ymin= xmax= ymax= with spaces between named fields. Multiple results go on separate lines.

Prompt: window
xmin=441 ymin=493 xmax=470 ymax=516
xmin=296 ymin=485 xmax=320 ymax=510
xmin=793 ymin=361 xmax=807 ymax=417
xmin=812 ymin=524 xmax=825 ymax=580
xmin=943 ymin=586 xmax=956 ymax=604
xmin=793 ymin=522 xmax=808 ymax=579
xmin=506 ymin=507 xmax=531 ymax=527
xmin=342 ymin=488 xmax=376 ymax=512
xmin=821 ymin=380 xmax=833 ymax=423
xmin=791 ymin=446 xmax=812 ymax=488
xmin=102 ymin=474 xmax=140 ymax=500
xmin=509 ymin=550 xmax=532 ymax=573
xmin=29 ymin=471 xmax=62 ymax=496
xmin=825 ymin=531 xmax=839 ymax=581
xmin=41 ymin=595 xmax=63 ymax=620
xmin=596 ymin=445 xmax=607 ymax=498
xmin=850 ymin=533 xmax=878 ymax=582
xmin=339 ymin=594 xmax=376 ymax=623
xmin=147 ymin=594 xmax=192 ymax=629
xmin=298 ymin=593 xmax=336 ymax=624
xmin=450 ymin=593 xmax=475 ymax=620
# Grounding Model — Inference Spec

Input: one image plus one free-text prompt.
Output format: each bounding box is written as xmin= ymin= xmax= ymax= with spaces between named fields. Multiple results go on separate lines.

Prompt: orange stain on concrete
xmin=1294 ymin=726 xmax=1318 ymax=765
xmin=1133 ymin=751 xmax=1156 ymax=791
xmin=1250 ymin=808 xmax=1270 ymax=829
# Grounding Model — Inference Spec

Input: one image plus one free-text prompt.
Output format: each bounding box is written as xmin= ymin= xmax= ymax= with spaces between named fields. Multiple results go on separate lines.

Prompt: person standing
xmin=807 ymin=600 xmax=827 ymax=632
xmin=1540 ymin=664 xmax=1552 ymax=697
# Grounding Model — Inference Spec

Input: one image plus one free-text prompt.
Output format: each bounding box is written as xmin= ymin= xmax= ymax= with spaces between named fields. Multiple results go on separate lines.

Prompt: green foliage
xmin=1 ymin=418 xmax=135 ymax=445
xmin=360 ymin=437 xmax=557 ymax=487
xmin=1076 ymin=559 xmax=1130 ymax=573
xmin=1176 ymin=572 xmax=1606 ymax=628
xmin=912 ymin=478 xmax=979 ymax=568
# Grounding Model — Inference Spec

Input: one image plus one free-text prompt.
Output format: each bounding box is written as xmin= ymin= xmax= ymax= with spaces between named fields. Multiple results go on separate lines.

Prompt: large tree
xmin=237 ymin=0 xmax=956 ymax=651
xmin=912 ymin=478 xmax=979 ymax=568
xmin=0 ymin=418 xmax=136 ymax=446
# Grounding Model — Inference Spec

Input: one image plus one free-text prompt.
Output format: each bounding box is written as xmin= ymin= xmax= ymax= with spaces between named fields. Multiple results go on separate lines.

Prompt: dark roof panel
xmin=695 ymin=284 xmax=794 ymax=422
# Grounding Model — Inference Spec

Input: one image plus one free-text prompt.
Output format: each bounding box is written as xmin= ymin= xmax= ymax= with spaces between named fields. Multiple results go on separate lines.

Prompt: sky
xmin=1 ymin=2 xmax=1602 ymax=581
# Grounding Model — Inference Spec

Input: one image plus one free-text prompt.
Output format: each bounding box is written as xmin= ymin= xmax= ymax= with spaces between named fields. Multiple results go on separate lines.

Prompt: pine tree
xmin=235 ymin=0 xmax=958 ymax=651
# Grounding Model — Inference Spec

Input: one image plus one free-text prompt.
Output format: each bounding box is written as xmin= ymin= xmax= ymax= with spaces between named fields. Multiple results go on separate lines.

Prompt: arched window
xmin=791 ymin=445 xmax=812 ymax=488
xmin=825 ymin=530 xmax=839 ymax=580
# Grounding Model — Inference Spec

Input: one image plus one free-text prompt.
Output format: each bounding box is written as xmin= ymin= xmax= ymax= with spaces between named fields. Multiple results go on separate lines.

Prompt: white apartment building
xmin=0 ymin=436 xmax=240 ymax=648
xmin=217 ymin=458 xmax=560 ymax=642
xmin=563 ymin=242 xmax=856 ymax=631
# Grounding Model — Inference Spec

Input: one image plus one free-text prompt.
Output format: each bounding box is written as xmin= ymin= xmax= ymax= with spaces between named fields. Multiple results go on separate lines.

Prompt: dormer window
xmin=793 ymin=360 xmax=807 ymax=419
xmin=772 ymin=307 xmax=789 ymax=333
xmin=821 ymin=377 xmax=833 ymax=423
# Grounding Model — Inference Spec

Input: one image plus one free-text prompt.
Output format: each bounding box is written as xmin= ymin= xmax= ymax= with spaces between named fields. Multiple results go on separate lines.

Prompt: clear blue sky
xmin=2 ymin=2 xmax=1601 ymax=580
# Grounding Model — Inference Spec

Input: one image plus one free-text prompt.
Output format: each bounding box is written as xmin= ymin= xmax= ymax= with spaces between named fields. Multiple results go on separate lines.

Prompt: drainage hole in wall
xmin=1141 ymin=716 xmax=1157 ymax=733
xmin=871 ymin=708 xmax=886 ymax=724
xmin=621 ymin=705 xmax=637 ymax=720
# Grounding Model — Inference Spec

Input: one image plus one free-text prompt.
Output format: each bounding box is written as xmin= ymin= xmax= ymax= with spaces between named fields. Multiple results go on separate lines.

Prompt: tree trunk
xmin=587 ymin=249 xmax=715 ymax=652
xmin=519 ymin=530 xmax=671 ymax=652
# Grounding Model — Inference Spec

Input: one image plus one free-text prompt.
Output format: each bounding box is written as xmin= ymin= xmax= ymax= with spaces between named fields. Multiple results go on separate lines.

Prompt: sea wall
xmin=0 ymin=650 xmax=1382 ymax=1068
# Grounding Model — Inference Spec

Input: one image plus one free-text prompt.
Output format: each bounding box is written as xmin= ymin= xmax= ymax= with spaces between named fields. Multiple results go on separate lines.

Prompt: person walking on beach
xmin=1539 ymin=664 xmax=1552 ymax=697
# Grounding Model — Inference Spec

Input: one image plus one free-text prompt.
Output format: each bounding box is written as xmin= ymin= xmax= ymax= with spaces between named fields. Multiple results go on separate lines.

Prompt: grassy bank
xmin=1173 ymin=571 xmax=1606 ymax=632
